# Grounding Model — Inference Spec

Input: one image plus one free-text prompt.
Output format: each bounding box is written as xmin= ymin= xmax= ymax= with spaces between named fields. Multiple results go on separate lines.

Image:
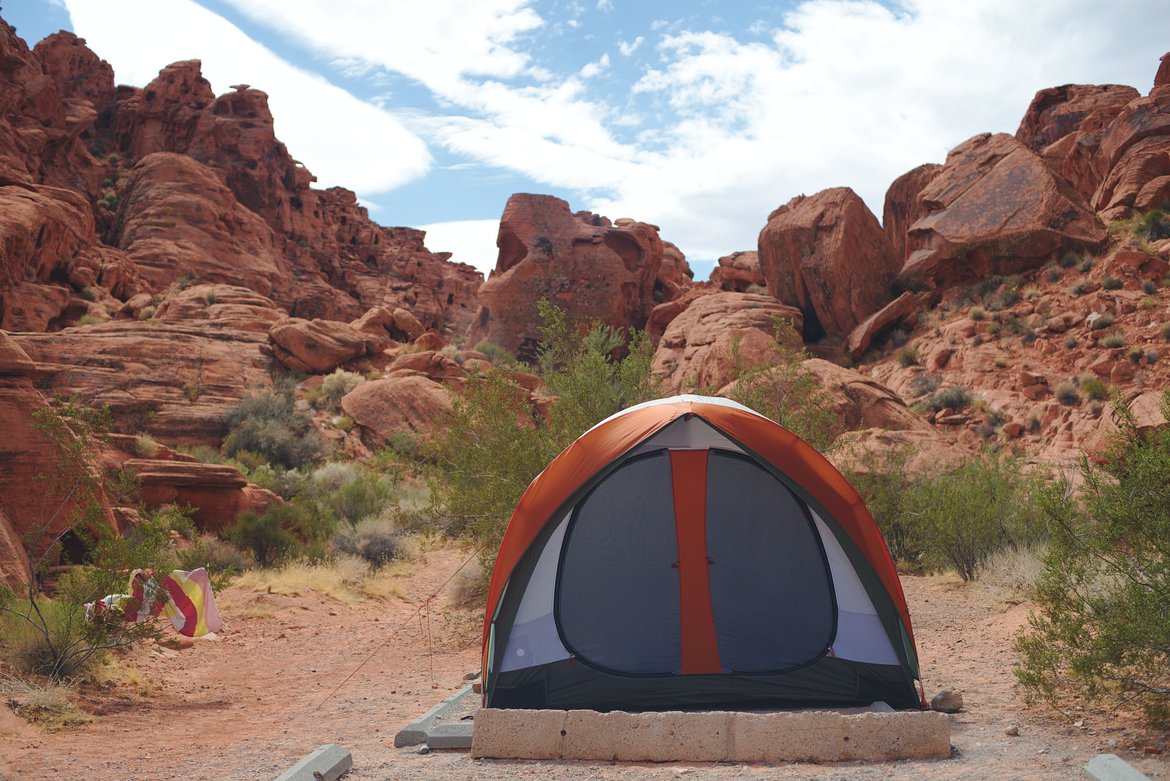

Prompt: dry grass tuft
xmin=0 ymin=674 xmax=93 ymax=731
xmin=233 ymin=552 xmax=415 ymax=604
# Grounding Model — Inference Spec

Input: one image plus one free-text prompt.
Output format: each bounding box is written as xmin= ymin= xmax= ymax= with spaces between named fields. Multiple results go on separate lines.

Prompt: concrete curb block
xmin=471 ymin=708 xmax=951 ymax=762
xmin=394 ymin=685 xmax=475 ymax=748
xmin=273 ymin=743 xmax=352 ymax=781
xmin=1085 ymin=753 xmax=1151 ymax=781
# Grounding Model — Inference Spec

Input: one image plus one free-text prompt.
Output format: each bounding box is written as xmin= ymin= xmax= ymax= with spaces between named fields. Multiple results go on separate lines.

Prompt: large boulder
xmin=340 ymin=374 xmax=452 ymax=447
xmin=845 ymin=292 xmax=920 ymax=359
xmin=758 ymin=187 xmax=899 ymax=340
xmin=124 ymin=459 xmax=278 ymax=534
xmin=801 ymin=358 xmax=933 ymax=433
xmin=709 ymin=251 xmax=765 ymax=292
xmin=469 ymin=194 xmax=679 ymax=359
xmin=898 ymin=133 xmax=1108 ymax=291
xmin=154 ymin=284 xmax=284 ymax=333
xmin=1017 ymin=84 xmax=1140 ymax=153
xmin=268 ymin=317 xmax=380 ymax=374
xmin=1083 ymin=390 xmax=1169 ymax=461
xmin=651 ymin=292 xmax=802 ymax=393
xmin=33 ymin=31 xmax=115 ymax=110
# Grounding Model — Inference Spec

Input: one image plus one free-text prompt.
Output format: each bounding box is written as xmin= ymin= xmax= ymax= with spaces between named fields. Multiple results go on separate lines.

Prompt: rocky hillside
xmin=2 ymin=12 xmax=1169 ymax=587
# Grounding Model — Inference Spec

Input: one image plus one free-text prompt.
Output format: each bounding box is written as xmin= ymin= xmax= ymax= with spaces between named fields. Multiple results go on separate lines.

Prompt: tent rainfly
xmin=480 ymin=395 xmax=925 ymax=712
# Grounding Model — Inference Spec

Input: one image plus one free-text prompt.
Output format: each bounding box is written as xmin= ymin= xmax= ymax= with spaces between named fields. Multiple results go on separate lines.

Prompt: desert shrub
xmin=320 ymin=369 xmax=363 ymax=406
xmin=841 ymin=446 xmax=927 ymax=570
xmin=176 ymin=533 xmax=251 ymax=590
xmin=1068 ymin=281 xmax=1090 ymax=298
xmin=1100 ymin=332 xmax=1125 ymax=349
xmin=1101 ymin=276 xmax=1123 ymax=290
xmin=909 ymin=373 xmax=941 ymax=398
xmin=896 ymin=345 xmax=919 ymax=367
xmin=1058 ymin=252 xmax=1078 ymax=268
xmin=1063 ymin=334 xmax=1077 ymax=349
xmin=1142 ymin=208 xmax=1170 ymax=241
xmin=904 ymin=457 xmax=1044 ymax=581
xmin=331 ymin=515 xmax=402 ymax=569
xmin=1081 ymin=377 xmax=1109 ymax=401
xmin=722 ymin=319 xmax=840 ymax=452
xmin=1054 ymin=381 xmax=1081 ymax=406
xmin=223 ymin=505 xmax=301 ymax=568
xmin=1090 ymin=313 xmax=1115 ymax=330
xmin=132 ymin=434 xmax=160 ymax=458
xmin=1127 ymin=346 xmax=1144 ymax=363
xmin=1148 ymin=349 xmax=1159 ymax=364
xmin=307 ymin=463 xmax=395 ymax=528
xmin=472 ymin=341 xmax=516 ymax=368
xmin=1046 ymin=267 xmax=1063 ymax=283
xmin=1142 ymin=279 xmax=1158 ymax=294
xmin=222 ymin=386 xmax=326 ymax=469
xmin=924 ymin=385 xmax=973 ymax=412
xmin=1016 ymin=390 xmax=1170 ymax=726
xmin=1162 ymin=322 xmax=1170 ymax=340
xmin=969 ymin=306 xmax=985 ymax=321
xmin=1077 ymin=256 xmax=1095 ymax=273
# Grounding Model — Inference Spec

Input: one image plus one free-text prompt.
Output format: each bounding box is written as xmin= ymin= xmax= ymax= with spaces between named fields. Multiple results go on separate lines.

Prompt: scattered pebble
xmin=1005 ymin=724 xmax=1019 ymax=736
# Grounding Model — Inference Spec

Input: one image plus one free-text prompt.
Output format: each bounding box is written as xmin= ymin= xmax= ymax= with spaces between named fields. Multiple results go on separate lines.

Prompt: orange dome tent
xmin=481 ymin=395 xmax=923 ymax=711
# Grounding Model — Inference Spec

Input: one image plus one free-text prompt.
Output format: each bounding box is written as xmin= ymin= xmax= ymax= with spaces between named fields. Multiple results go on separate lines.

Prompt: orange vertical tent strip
xmin=669 ymin=448 xmax=721 ymax=674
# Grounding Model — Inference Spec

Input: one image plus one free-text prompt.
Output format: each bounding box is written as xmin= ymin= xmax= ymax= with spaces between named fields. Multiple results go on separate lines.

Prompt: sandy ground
xmin=2 ymin=547 xmax=1167 ymax=781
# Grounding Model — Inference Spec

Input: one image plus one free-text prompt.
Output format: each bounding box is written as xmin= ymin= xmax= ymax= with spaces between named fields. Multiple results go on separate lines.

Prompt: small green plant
xmin=176 ymin=533 xmax=250 ymax=590
xmin=1160 ymin=322 xmax=1170 ymax=340
xmin=1054 ymin=380 xmax=1081 ymax=406
xmin=331 ymin=515 xmax=402 ymax=569
xmin=223 ymin=505 xmax=299 ymax=568
xmin=1058 ymin=252 xmax=1078 ymax=269
xmin=321 ymin=369 xmax=363 ymax=406
xmin=1141 ymin=295 xmax=1158 ymax=309
xmin=993 ymin=356 xmax=1009 ymax=369
xmin=1069 ymin=281 xmax=1091 ymax=297
xmin=1147 ymin=348 xmax=1159 ymax=364
xmin=1100 ymin=332 xmax=1125 ymax=349
xmin=896 ymin=345 xmax=919 ymax=368
xmin=1077 ymin=256 xmax=1095 ymax=273
xmin=969 ymin=306 xmax=985 ymax=321
xmin=1063 ymin=334 xmax=1078 ymax=349
xmin=1141 ymin=279 xmax=1158 ymax=294
xmin=136 ymin=305 xmax=156 ymax=320
xmin=1102 ymin=276 xmax=1123 ymax=290
xmin=1127 ymin=346 xmax=1144 ymax=363
xmin=909 ymin=373 xmax=941 ymax=398
xmin=222 ymin=384 xmax=327 ymax=469
xmin=1091 ymin=313 xmax=1115 ymax=330
xmin=1081 ymin=377 xmax=1109 ymax=401
xmin=1046 ymin=267 xmax=1063 ymax=283
xmin=132 ymin=434 xmax=161 ymax=458
xmin=925 ymin=386 xmax=973 ymax=412
xmin=1141 ymin=208 xmax=1170 ymax=241
xmin=986 ymin=321 xmax=1002 ymax=335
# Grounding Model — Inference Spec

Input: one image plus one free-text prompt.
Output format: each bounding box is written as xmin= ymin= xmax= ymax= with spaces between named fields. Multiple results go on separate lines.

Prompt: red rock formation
xmin=33 ymin=31 xmax=115 ymax=109
xmin=0 ymin=330 xmax=120 ymax=586
xmin=845 ymin=292 xmax=920 ymax=359
xmin=110 ymin=152 xmax=290 ymax=295
xmin=1092 ymin=79 xmax=1170 ymax=220
xmin=1017 ymin=84 xmax=1139 ymax=152
xmin=123 ymin=459 xmax=278 ymax=533
xmin=340 ymin=374 xmax=452 ymax=447
xmin=709 ymin=251 xmax=765 ymax=292
xmin=651 ymin=292 xmax=802 ymax=393
xmin=154 ymin=284 xmax=283 ymax=333
xmin=758 ymin=187 xmax=899 ymax=340
xmin=268 ymin=317 xmax=381 ymax=375
xmin=656 ymin=240 xmax=694 ymax=301
xmin=470 ymin=194 xmax=680 ymax=358
xmin=883 ymin=164 xmax=942 ymax=264
xmin=828 ymin=428 xmax=970 ymax=479
xmin=898 ymin=133 xmax=1107 ymax=291
xmin=801 ymin=359 xmax=932 ymax=433
xmin=12 ymin=321 xmax=274 ymax=447
xmin=646 ymin=287 xmax=707 ymax=346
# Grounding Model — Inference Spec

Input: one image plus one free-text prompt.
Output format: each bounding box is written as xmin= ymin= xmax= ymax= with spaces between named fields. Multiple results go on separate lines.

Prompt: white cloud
xmin=418 ymin=219 xmax=502 ymax=275
xmin=580 ymin=53 xmax=611 ymax=79
xmin=63 ymin=0 xmax=431 ymax=194
xmin=597 ymin=0 xmax=614 ymax=10
xmin=618 ymin=36 xmax=645 ymax=56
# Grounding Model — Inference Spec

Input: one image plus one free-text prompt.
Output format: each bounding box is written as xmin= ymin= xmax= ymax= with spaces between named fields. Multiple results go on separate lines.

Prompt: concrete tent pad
xmin=471 ymin=708 xmax=951 ymax=762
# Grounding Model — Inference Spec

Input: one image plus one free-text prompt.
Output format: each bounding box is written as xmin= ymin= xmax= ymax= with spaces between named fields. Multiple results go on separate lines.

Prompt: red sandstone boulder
xmin=1083 ymin=390 xmax=1168 ymax=461
xmin=883 ymin=164 xmax=943 ymax=264
xmin=124 ymin=458 xmax=279 ymax=533
xmin=1017 ymin=84 xmax=1139 ymax=152
xmin=646 ymin=287 xmax=707 ymax=346
xmin=114 ymin=60 xmax=214 ymax=161
xmin=154 ymin=284 xmax=283 ymax=332
xmin=340 ymin=374 xmax=452 ymax=447
xmin=350 ymin=306 xmax=425 ymax=345
xmin=801 ymin=358 xmax=932 ymax=433
xmin=898 ymin=133 xmax=1107 ymax=291
xmin=651 ymin=292 xmax=802 ymax=393
xmin=758 ymin=187 xmax=899 ymax=339
xmin=469 ymin=194 xmax=675 ymax=358
xmin=710 ymin=251 xmax=765 ymax=292
xmin=845 ymin=292 xmax=920 ymax=359
xmin=386 ymin=350 xmax=465 ymax=382
xmin=657 ymin=240 xmax=694 ymax=301
xmin=33 ymin=31 xmax=115 ymax=110
xmin=268 ymin=317 xmax=380 ymax=374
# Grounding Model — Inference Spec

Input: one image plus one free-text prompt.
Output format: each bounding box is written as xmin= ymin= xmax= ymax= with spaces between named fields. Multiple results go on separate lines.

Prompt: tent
xmin=481 ymin=395 xmax=923 ymax=711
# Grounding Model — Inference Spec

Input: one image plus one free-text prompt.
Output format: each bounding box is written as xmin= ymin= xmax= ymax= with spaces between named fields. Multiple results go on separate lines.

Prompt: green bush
xmin=1054 ymin=381 xmax=1081 ymax=406
xmin=896 ymin=345 xmax=919 ymax=367
xmin=1102 ymin=276 xmax=1123 ymax=290
xmin=1100 ymin=332 xmax=1125 ymax=349
xmin=1015 ymin=390 xmax=1170 ymax=726
xmin=1081 ymin=377 xmax=1109 ymax=401
xmin=924 ymin=385 xmax=973 ymax=412
xmin=909 ymin=373 xmax=941 ymax=398
xmin=1091 ymin=313 xmax=1115 ymax=330
xmin=472 ymin=341 xmax=517 ymax=368
xmin=223 ymin=506 xmax=300 ymax=568
xmin=1142 ymin=279 xmax=1158 ymax=294
xmin=176 ymin=533 xmax=251 ymax=591
xmin=331 ymin=515 xmax=402 ymax=569
xmin=320 ymin=369 xmax=363 ymax=406
xmin=1162 ymin=322 xmax=1170 ymax=340
xmin=222 ymin=386 xmax=326 ymax=469
xmin=969 ymin=306 xmax=985 ymax=321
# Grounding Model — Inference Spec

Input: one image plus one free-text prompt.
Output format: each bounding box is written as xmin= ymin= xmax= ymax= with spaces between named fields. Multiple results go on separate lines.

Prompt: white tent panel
xmin=499 ymin=511 xmax=571 ymax=672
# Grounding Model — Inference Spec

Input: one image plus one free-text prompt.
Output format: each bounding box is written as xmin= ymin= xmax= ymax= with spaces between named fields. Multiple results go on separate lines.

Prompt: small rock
xmin=1144 ymin=746 xmax=1164 ymax=755
xmin=931 ymin=689 xmax=964 ymax=713
xmin=463 ymin=671 xmax=481 ymax=681
xmin=157 ymin=637 xmax=195 ymax=650
xmin=417 ymin=744 xmax=431 ymax=755
xmin=1005 ymin=724 xmax=1019 ymax=736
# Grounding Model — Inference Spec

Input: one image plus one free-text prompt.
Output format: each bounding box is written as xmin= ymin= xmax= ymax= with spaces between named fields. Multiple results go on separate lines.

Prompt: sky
xmin=6 ymin=1 xmax=1170 ymax=280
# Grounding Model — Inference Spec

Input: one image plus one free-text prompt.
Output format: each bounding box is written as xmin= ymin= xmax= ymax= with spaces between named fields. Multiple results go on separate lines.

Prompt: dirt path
xmin=2 ymin=551 xmax=1167 ymax=781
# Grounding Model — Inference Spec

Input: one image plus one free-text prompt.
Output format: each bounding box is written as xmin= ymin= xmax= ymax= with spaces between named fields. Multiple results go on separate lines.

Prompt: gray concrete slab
xmin=472 ymin=706 xmax=951 ymax=762
xmin=394 ymin=685 xmax=476 ymax=748
xmin=1085 ymin=753 xmax=1151 ymax=781
xmin=273 ymin=743 xmax=351 ymax=781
